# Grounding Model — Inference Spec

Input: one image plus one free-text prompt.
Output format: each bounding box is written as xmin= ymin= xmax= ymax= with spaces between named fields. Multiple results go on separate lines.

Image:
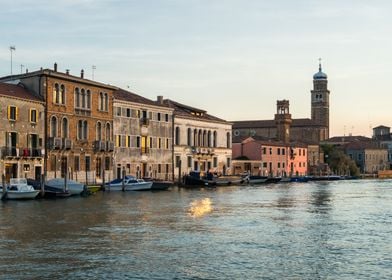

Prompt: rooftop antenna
xmin=92 ymin=65 xmax=96 ymax=80
xmin=9 ymin=46 xmax=16 ymax=75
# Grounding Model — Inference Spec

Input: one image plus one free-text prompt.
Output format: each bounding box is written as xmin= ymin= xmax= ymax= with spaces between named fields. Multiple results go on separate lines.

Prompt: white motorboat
xmin=45 ymin=178 xmax=84 ymax=195
xmin=1 ymin=178 xmax=40 ymax=200
xmin=105 ymin=176 xmax=153 ymax=191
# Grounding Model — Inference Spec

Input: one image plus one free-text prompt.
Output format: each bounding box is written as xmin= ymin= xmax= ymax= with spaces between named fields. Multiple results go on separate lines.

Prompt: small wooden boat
xmin=87 ymin=185 xmax=102 ymax=193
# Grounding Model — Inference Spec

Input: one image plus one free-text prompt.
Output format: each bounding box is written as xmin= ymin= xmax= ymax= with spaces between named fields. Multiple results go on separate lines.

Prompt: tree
xmin=321 ymin=144 xmax=360 ymax=176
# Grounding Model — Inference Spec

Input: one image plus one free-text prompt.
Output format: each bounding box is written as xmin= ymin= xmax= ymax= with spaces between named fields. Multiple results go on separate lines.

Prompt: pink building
xmin=232 ymin=137 xmax=308 ymax=177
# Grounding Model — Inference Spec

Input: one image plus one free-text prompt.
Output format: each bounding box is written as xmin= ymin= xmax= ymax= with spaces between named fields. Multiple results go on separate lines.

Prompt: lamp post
xmin=10 ymin=46 xmax=15 ymax=75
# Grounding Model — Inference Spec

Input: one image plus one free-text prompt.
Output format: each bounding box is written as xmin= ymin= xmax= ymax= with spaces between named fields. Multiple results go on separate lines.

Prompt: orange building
xmin=0 ymin=64 xmax=116 ymax=184
xmin=232 ymin=136 xmax=308 ymax=177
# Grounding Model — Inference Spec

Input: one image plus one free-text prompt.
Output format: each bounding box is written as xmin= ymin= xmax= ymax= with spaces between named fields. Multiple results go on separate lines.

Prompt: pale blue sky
xmin=1 ymin=0 xmax=391 ymax=137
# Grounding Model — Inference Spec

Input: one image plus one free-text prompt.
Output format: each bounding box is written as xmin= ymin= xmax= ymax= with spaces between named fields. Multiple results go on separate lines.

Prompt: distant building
xmin=112 ymin=90 xmax=174 ymax=180
xmin=232 ymin=63 xmax=330 ymax=144
xmin=0 ymin=83 xmax=45 ymax=182
xmin=373 ymin=125 xmax=392 ymax=168
xmin=161 ymin=99 xmax=232 ymax=179
xmin=345 ymin=141 xmax=388 ymax=174
xmin=232 ymin=136 xmax=308 ymax=177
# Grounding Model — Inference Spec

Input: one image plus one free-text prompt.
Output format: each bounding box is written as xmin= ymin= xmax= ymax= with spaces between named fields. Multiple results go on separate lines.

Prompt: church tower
xmin=275 ymin=100 xmax=292 ymax=143
xmin=311 ymin=59 xmax=330 ymax=140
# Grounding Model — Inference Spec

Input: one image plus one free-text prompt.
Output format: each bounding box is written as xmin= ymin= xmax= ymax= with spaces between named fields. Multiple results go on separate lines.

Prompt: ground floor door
xmin=142 ymin=163 xmax=147 ymax=178
xmin=5 ymin=163 xmax=18 ymax=183
xmin=116 ymin=166 xmax=121 ymax=179
xmin=35 ymin=166 xmax=42 ymax=181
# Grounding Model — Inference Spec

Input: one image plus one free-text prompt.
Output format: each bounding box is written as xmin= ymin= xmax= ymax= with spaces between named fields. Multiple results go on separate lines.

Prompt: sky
xmin=1 ymin=0 xmax=391 ymax=137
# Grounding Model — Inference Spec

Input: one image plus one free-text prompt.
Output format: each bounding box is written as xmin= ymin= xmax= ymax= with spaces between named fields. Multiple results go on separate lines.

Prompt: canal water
xmin=0 ymin=179 xmax=391 ymax=279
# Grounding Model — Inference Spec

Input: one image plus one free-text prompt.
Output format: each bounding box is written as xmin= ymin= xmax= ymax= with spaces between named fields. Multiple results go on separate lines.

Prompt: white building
xmin=161 ymin=99 xmax=232 ymax=180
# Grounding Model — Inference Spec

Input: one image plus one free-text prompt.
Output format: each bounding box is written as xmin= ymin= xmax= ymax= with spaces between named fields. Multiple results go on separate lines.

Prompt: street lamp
xmin=9 ymin=46 xmax=15 ymax=75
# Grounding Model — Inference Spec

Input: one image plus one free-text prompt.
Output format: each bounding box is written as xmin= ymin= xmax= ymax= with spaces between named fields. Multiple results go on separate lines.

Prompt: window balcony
xmin=140 ymin=117 xmax=150 ymax=126
xmin=1 ymin=146 xmax=18 ymax=158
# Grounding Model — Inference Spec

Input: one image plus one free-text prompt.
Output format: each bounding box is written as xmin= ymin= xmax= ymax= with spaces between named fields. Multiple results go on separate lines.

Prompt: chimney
xmin=157 ymin=95 xmax=163 ymax=104
xmin=54 ymin=62 xmax=57 ymax=72
xmin=66 ymin=69 xmax=70 ymax=75
xmin=81 ymin=69 xmax=84 ymax=79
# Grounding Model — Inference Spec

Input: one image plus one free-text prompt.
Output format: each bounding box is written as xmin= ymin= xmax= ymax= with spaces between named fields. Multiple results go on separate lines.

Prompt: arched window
xmin=83 ymin=120 xmax=88 ymax=140
xmin=175 ymin=127 xmax=180 ymax=145
xmin=213 ymin=131 xmax=217 ymax=148
xmin=62 ymin=118 xmax=68 ymax=138
xmin=81 ymin=89 xmax=86 ymax=108
xmin=53 ymin=83 xmax=60 ymax=104
xmin=50 ymin=116 xmax=57 ymax=137
xmin=106 ymin=123 xmax=111 ymax=141
xmin=187 ymin=128 xmax=192 ymax=146
xmin=86 ymin=90 xmax=91 ymax=109
xmin=193 ymin=129 xmax=198 ymax=146
xmin=226 ymin=132 xmax=231 ymax=148
xmin=60 ymin=84 xmax=65 ymax=104
xmin=96 ymin=122 xmax=102 ymax=140
xmin=207 ymin=131 xmax=211 ymax=147
xmin=99 ymin=92 xmax=104 ymax=111
xmin=75 ymin=88 xmax=80 ymax=108
xmin=104 ymin=93 xmax=108 ymax=111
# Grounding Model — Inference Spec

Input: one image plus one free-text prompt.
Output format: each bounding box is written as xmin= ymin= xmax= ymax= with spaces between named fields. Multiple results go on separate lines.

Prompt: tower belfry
xmin=275 ymin=100 xmax=292 ymax=143
xmin=311 ymin=59 xmax=330 ymax=140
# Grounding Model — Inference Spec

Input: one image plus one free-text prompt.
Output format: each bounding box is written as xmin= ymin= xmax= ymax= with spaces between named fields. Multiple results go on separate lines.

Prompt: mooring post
xmin=1 ymin=174 xmax=7 ymax=200
xmin=178 ymin=160 xmax=182 ymax=185
xmin=121 ymin=167 xmax=125 ymax=192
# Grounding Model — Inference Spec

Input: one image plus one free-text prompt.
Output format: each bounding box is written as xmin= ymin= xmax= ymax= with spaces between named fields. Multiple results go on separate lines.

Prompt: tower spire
xmin=318 ymin=57 xmax=322 ymax=72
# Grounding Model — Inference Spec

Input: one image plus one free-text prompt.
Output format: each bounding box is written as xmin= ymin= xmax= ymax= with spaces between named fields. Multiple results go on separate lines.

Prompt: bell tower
xmin=311 ymin=59 xmax=330 ymax=140
xmin=275 ymin=100 xmax=292 ymax=143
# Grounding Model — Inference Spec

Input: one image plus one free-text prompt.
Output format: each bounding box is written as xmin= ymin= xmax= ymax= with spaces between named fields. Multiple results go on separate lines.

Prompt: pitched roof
xmin=344 ymin=141 xmax=382 ymax=150
xmin=323 ymin=135 xmax=372 ymax=144
xmin=162 ymin=99 xmax=230 ymax=124
xmin=114 ymin=88 xmax=170 ymax=108
xmin=0 ymin=83 xmax=43 ymax=102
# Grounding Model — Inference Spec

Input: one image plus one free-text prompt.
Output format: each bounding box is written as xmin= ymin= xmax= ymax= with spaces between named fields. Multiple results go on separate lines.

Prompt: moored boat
xmin=45 ymin=178 xmax=84 ymax=195
xmin=1 ymin=178 xmax=40 ymax=200
xmin=105 ymin=176 xmax=153 ymax=191
xmin=213 ymin=175 xmax=244 ymax=186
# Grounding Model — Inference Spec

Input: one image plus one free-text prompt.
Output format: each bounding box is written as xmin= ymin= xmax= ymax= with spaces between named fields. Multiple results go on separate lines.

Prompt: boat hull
xmin=105 ymin=181 xmax=153 ymax=191
xmin=5 ymin=190 xmax=40 ymax=200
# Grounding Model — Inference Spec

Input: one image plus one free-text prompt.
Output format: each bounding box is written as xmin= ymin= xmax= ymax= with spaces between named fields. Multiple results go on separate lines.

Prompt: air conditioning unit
xmin=63 ymin=138 xmax=73 ymax=150
xmin=49 ymin=137 xmax=62 ymax=150
xmin=106 ymin=141 xmax=114 ymax=152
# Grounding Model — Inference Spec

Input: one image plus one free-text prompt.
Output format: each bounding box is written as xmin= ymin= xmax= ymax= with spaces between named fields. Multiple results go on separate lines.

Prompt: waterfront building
xmin=345 ymin=142 xmax=388 ymax=174
xmin=0 ymin=83 xmax=45 ymax=182
xmin=0 ymin=64 xmax=116 ymax=184
xmin=232 ymin=62 xmax=330 ymax=144
xmin=373 ymin=125 xmax=392 ymax=168
xmin=160 ymin=98 xmax=232 ymax=179
xmin=232 ymin=136 xmax=308 ymax=177
xmin=112 ymin=91 xmax=174 ymax=180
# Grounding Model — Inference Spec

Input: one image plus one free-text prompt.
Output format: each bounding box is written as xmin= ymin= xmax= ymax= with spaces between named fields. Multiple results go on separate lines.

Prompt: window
xmin=213 ymin=157 xmax=218 ymax=168
xmin=60 ymin=84 xmax=65 ymax=104
xmin=282 ymin=148 xmax=285 ymax=155
xmin=126 ymin=108 xmax=131 ymax=117
xmin=85 ymin=156 xmax=91 ymax=171
xmin=175 ymin=156 xmax=181 ymax=168
xmin=75 ymin=88 xmax=80 ymax=108
xmin=7 ymin=106 xmax=18 ymax=121
xmin=269 ymin=148 xmax=272 ymax=155
xmin=78 ymin=120 xmax=88 ymax=140
xmin=227 ymin=158 xmax=231 ymax=168
xmin=96 ymin=122 xmax=102 ymax=140
xmin=116 ymin=107 xmax=121 ymax=116
xmin=165 ymin=113 xmax=169 ymax=122
xmin=188 ymin=156 xmax=192 ymax=168
xmin=30 ymin=109 xmax=37 ymax=123
xmin=99 ymin=92 xmax=104 ymax=110
xmin=187 ymin=128 xmax=192 ymax=146
xmin=53 ymin=83 xmax=60 ymax=104
xmin=263 ymin=162 xmax=267 ymax=168
xmin=74 ymin=156 xmax=80 ymax=171
xmin=86 ymin=90 xmax=91 ymax=109
xmin=263 ymin=147 xmax=266 ymax=154
xmin=115 ymin=135 xmax=121 ymax=147
xmin=126 ymin=135 xmax=131 ymax=147
xmin=104 ymin=93 xmax=108 ymax=111
xmin=277 ymin=148 xmax=280 ymax=155
xmin=175 ymin=127 xmax=180 ymax=145
xmin=149 ymin=137 xmax=153 ymax=148
xmin=50 ymin=116 xmax=57 ymax=137
xmin=207 ymin=131 xmax=211 ymax=147
xmin=158 ymin=138 xmax=162 ymax=149
xmin=136 ymin=136 xmax=141 ymax=148
xmin=166 ymin=138 xmax=169 ymax=149
xmin=157 ymin=113 xmax=161 ymax=121
xmin=62 ymin=118 xmax=69 ymax=138
xmin=226 ymin=132 xmax=231 ymax=148
xmin=105 ymin=157 xmax=111 ymax=170
xmin=106 ymin=123 xmax=111 ymax=141
xmin=278 ymin=162 xmax=281 ymax=168
xmin=213 ymin=131 xmax=217 ymax=147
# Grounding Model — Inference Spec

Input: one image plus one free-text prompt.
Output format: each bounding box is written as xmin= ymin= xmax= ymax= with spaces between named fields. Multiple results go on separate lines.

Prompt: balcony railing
xmin=48 ymin=137 xmax=62 ymax=150
xmin=20 ymin=148 xmax=42 ymax=157
xmin=140 ymin=117 xmax=150 ymax=126
xmin=106 ymin=141 xmax=114 ymax=152
xmin=1 ymin=146 xmax=18 ymax=158
xmin=63 ymin=138 xmax=73 ymax=150
xmin=94 ymin=140 xmax=106 ymax=152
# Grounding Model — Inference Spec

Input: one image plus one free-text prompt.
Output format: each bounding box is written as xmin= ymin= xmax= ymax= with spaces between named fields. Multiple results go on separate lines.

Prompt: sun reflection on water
xmin=188 ymin=198 xmax=213 ymax=218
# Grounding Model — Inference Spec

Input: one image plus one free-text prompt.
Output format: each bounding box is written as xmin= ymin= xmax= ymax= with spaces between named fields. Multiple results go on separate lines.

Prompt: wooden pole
xmin=1 ymin=174 xmax=7 ymax=200
xmin=178 ymin=160 xmax=182 ymax=185
xmin=121 ymin=167 xmax=125 ymax=191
